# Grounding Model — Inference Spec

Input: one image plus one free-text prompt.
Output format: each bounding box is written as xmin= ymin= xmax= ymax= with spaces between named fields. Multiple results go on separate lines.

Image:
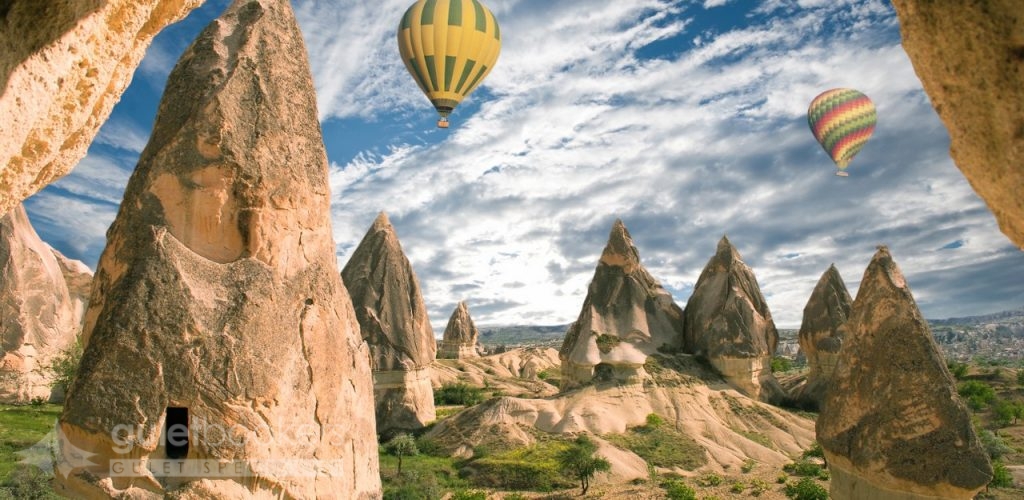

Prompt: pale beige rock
xmin=0 ymin=0 xmax=206 ymax=218
xmin=431 ymin=347 xmax=561 ymax=399
xmin=439 ymin=301 xmax=482 ymax=359
xmin=559 ymin=220 xmax=684 ymax=389
xmin=891 ymin=1 xmax=1024 ymax=249
xmin=54 ymin=1 xmax=381 ymax=498
xmin=793 ymin=264 xmax=852 ymax=410
xmin=817 ymin=246 xmax=991 ymax=499
xmin=341 ymin=211 xmax=437 ymax=434
xmin=0 ymin=204 xmax=90 ymax=403
xmin=683 ymin=236 xmax=784 ymax=403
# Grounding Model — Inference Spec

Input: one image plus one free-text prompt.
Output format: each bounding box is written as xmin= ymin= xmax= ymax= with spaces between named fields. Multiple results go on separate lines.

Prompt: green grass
xmin=604 ymin=418 xmax=707 ymax=471
xmin=461 ymin=439 xmax=574 ymax=492
xmin=0 ymin=403 xmax=63 ymax=499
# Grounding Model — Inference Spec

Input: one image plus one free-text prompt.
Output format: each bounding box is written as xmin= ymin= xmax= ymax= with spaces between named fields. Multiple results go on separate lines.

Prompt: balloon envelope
xmin=807 ymin=88 xmax=877 ymax=173
xmin=397 ymin=0 xmax=502 ymax=127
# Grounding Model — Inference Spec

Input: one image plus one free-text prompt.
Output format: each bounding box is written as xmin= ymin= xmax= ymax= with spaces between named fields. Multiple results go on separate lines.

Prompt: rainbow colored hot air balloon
xmin=397 ymin=0 xmax=502 ymax=129
xmin=807 ymin=88 xmax=877 ymax=177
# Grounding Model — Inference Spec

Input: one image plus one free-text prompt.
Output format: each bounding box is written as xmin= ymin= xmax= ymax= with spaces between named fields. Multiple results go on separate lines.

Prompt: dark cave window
xmin=164 ymin=407 xmax=189 ymax=459
xmin=594 ymin=363 xmax=614 ymax=382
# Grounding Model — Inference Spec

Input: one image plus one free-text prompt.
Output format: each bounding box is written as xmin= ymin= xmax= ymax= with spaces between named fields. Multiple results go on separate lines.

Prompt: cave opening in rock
xmin=164 ymin=407 xmax=189 ymax=459
xmin=594 ymin=363 xmax=614 ymax=382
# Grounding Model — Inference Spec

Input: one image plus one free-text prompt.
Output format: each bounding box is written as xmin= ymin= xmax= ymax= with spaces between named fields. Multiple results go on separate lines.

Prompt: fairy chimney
xmin=683 ymin=236 xmax=784 ymax=403
xmin=341 ymin=212 xmax=437 ymax=434
xmin=793 ymin=264 xmax=852 ymax=410
xmin=439 ymin=301 xmax=482 ymax=359
xmin=55 ymin=1 xmax=381 ymax=497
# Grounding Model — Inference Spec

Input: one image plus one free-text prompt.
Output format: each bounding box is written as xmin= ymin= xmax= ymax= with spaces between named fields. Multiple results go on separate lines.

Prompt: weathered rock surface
xmin=341 ymin=211 xmax=436 ymax=434
xmin=431 ymin=347 xmax=561 ymax=399
xmin=817 ymin=246 xmax=991 ymax=499
xmin=891 ymin=1 xmax=1024 ymax=249
xmin=793 ymin=264 xmax=852 ymax=410
xmin=0 ymin=204 xmax=90 ymax=403
xmin=559 ymin=220 xmax=684 ymax=390
xmin=439 ymin=301 xmax=482 ymax=359
xmin=55 ymin=1 xmax=381 ymax=498
xmin=0 ymin=0 xmax=206 ymax=218
xmin=682 ymin=236 xmax=784 ymax=403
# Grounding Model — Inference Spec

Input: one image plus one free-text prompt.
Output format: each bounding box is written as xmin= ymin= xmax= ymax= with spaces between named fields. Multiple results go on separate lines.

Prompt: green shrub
xmin=948 ymin=361 xmax=969 ymax=380
xmin=801 ymin=442 xmax=824 ymax=459
xmin=696 ymin=473 xmax=722 ymax=487
xmin=770 ymin=356 xmax=793 ymax=373
xmin=595 ymin=334 xmax=621 ymax=354
xmin=776 ymin=472 xmax=789 ymax=484
xmin=979 ymin=429 xmax=1013 ymax=460
xmin=645 ymin=413 xmax=664 ymax=428
xmin=958 ymin=380 xmax=996 ymax=409
xmin=46 ymin=337 xmax=83 ymax=395
xmin=605 ymin=421 xmax=707 ymax=471
xmin=991 ymin=460 xmax=1013 ymax=488
xmin=434 ymin=382 xmax=486 ymax=406
xmin=783 ymin=460 xmax=823 ymax=477
xmin=784 ymin=477 xmax=828 ymax=500
xmin=730 ymin=480 xmax=746 ymax=493
xmin=749 ymin=478 xmax=770 ymax=497
xmin=661 ymin=479 xmax=697 ymax=500
xmin=451 ymin=490 xmax=487 ymax=500
xmin=741 ymin=458 xmax=756 ymax=473
xmin=0 ymin=465 xmax=60 ymax=500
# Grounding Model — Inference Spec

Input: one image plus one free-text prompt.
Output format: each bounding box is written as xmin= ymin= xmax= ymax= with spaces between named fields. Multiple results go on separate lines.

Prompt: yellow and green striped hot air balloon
xmin=397 ymin=0 xmax=501 ymax=129
xmin=807 ymin=88 xmax=877 ymax=177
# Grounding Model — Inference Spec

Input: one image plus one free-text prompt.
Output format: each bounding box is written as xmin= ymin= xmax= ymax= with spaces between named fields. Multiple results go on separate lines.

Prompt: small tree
xmin=46 ymin=337 xmax=84 ymax=396
xmin=556 ymin=435 xmax=611 ymax=495
xmin=384 ymin=433 xmax=418 ymax=476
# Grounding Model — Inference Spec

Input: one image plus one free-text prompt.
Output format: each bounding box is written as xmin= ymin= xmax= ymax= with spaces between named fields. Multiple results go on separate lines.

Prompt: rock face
xmin=55 ymin=1 xmax=381 ymax=498
xmin=817 ymin=246 xmax=991 ymax=499
xmin=0 ymin=204 xmax=90 ymax=403
xmin=682 ymin=236 xmax=784 ymax=403
xmin=891 ymin=1 xmax=1024 ymax=249
xmin=793 ymin=264 xmax=852 ymax=410
xmin=439 ymin=301 xmax=482 ymax=359
xmin=341 ymin=212 xmax=437 ymax=434
xmin=559 ymin=220 xmax=684 ymax=390
xmin=0 ymin=0 xmax=205 ymax=218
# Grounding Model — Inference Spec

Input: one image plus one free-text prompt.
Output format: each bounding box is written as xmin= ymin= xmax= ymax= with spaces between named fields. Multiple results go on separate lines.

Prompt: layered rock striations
xmin=341 ymin=212 xmax=437 ymax=434
xmin=559 ymin=220 xmax=684 ymax=389
xmin=0 ymin=0 xmax=205 ymax=217
xmin=439 ymin=301 xmax=482 ymax=359
xmin=683 ymin=236 xmax=784 ymax=403
xmin=891 ymin=1 xmax=1024 ymax=249
xmin=56 ymin=1 xmax=381 ymax=497
xmin=0 ymin=204 xmax=90 ymax=403
xmin=817 ymin=246 xmax=991 ymax=499
xmin=793 ymin=264 xmax=852 ymax=410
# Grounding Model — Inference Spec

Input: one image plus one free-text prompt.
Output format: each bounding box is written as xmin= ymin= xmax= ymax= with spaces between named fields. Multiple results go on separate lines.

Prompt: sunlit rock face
xmin=682 ymin=236 xmax=784 ymax=404
xmin=0 ymin=0 xmax=205 ymax=218
xmin=792 ymin=264 xmax=852 ymax=410
xmin=55 ymin=1 xmax=381 ymax=498
xmin=817 ymin=246 xmax=991 ymax=500
xmin=439 ymin=301 xmax=483 ymax=359
xmin=341 ymin=211 xmax=437 ymax=435
xmin=0 ymin=204 xmax=90 ymax=404
xmin=891 ymin=1 xmax=1024 ymax=249
xmin=559 ymin=220 xmax=684 ymax=390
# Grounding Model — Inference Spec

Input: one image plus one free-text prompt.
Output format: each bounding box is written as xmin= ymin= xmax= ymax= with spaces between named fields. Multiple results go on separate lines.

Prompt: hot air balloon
xmin=807 ymin=88 xmax=877 ymax=176
xmin=397 ymin=0 xmax=502 ymax=129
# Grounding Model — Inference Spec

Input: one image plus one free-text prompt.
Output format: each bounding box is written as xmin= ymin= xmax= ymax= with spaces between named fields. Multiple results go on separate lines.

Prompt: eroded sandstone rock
xmin=0 ymin=204 xmax=90 ymax=403
xmin=341 ymin=211 xmax=437 ymax=434
xmin=559 ymin=219 xmax=684 ymax=390
xmin=439 ymin=301 xmax=482 ymax=359
xmin=817 ymin=246 xmax=991 ymax=499
xmin=793 ymin=264 xmax=852 ymax=410
xmin=682 ymin=236 xmax=784 ymax=403
xmin=891 ymin=1 xmax=1024 ymax=249
xmin=55 ymin=1 xmax=381 ymax=497
xmin=0 ymin=0 xmax=205 ymax=218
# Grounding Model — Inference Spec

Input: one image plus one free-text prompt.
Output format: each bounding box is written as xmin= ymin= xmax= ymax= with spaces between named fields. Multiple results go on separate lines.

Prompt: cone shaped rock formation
xmin=439 ymin=301 xmax=482 ymax=359
xmin=793 ymin=264 xmax=852 ymax=410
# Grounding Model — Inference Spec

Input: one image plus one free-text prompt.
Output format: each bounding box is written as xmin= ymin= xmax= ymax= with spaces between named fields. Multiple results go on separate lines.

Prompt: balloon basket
xmin=835 ymin=171 xmax=849 ymax=177
xmin=437 ymin=119 xmax=449 ymax=129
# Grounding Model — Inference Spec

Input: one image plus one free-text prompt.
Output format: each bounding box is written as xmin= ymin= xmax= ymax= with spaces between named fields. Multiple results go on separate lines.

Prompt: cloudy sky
xmin=23 ymin=0 xmax=1024 ymax=331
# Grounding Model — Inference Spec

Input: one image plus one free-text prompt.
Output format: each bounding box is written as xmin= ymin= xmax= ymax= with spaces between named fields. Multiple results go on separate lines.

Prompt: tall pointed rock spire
xmin=818 ymin=246 xmax=991 ymax=499
xmin=56 ymin=1 xmax=380 ymax=497
xmin=793 ymin=264 xmax=852 ymax=409
xmin=559 ymin=219 xmax=684 ymax=389
xmin=683 ymin=236 xmax=784 ymax=403
xmin=439 ymin=301 xmax=482 ymax=359
xmin=342 ymin=211 xmax=437 ymax=434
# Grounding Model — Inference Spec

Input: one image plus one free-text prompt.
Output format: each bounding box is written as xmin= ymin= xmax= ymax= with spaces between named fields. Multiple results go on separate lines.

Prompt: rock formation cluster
xmin=817 ymin=247 xmax=991 ymax=499
xmin=439 ymin=301 xmax=483 ymax=359
xmin=559 ymin=220 xmax=684 ymax=389
xmin=0 ymin=204 xmax=91 ymax=403
xmin=55 ymin=1 xmax=381 ymax=497
xmin=793 ymin=264 xmax=852 ymax=410
xmin=891 ymin=1 xmax=1024 ymax=249
xmin=342 ymin=212 xmax=437 ymax=434
xmin=0 ymin=0 xmax=205 ymax=218
xmin=683 ymin=236 xmax=784 ymax=403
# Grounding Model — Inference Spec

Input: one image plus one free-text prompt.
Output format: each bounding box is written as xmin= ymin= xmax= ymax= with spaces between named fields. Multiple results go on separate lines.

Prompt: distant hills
xmin=476 ymin=306 xmax=1024 ymax=362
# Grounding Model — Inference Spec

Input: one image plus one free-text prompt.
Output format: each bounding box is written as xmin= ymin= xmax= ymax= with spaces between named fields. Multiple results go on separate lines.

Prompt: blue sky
xmin=22 ymin=0 xmax=1024 ymax=330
